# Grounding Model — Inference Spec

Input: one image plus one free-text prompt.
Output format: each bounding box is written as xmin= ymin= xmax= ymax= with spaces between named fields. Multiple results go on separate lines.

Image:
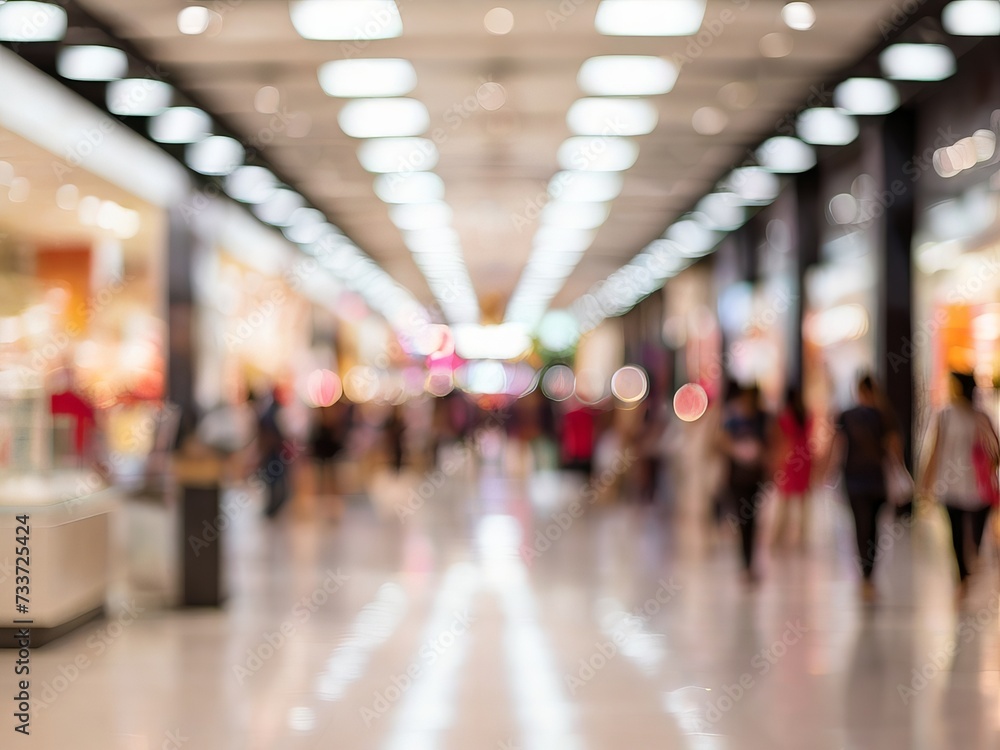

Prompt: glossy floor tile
xmin=3 ymin=443 xmax=1000 ymax=750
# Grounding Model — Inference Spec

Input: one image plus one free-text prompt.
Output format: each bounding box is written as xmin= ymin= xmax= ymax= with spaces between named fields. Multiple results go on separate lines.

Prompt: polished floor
xmin=5 ymin=437 xmax=1000 ymax=750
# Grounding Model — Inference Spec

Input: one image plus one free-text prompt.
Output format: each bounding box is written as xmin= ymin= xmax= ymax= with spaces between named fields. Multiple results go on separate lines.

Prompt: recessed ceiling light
xmin=318 ymin=58 xmax=417 ymax=98
xmin=357 ymin=137 xmax=438 ymax=173
xmin=533 ymin=227 xmax=597 ymax=254
xmin=694 ymin=193 xmax=745 ymax=230
xmin=781 ymin=2 xmax=815 ymax=31
xmin=759 ymin=32 xmax=793 ymax=58
xmin=726 ymin=167 xmax=781 ymax=204
xmin=943 ymin=1 xmax=1000 ymax=36
xmin=0 ymin=2 xmax=67 ymax=42
xmin=374 ymin=172 xmax=445 ymax=203
xmin=148 ymin=107 xmax=212 ymax=143
xmin=756 ymin=136 xmax=816 ymax=173
xmin=106 ymin=79 xmax=173 ymax=116
xmin=541 ymin=201 xmax=611 ymax=230
xmin=691 ymin=106 xmax=727 ymax=135
xmin=484 ymin=7 xmax=514 ymax=34
xmin=389 ymin=202 xmax=453 ymax=231
xmin=254 ymin=86 xmax=280 ymax=114
xmin=57 ymin=45 xmax=129 ymax=82
xmin=338 ymin=98 xmax=429 ymax=138
xmin=833 ymin=78 xmax=899 ymax=115
xmin=226 ymin=166 xmax=278 ymax=203
xmin=567 ymin=97 xmax=659 ymax=136
xmin=186 ymin=136 xmax=245 ymax=175
xmin=289 ymin=0 xmax=403 ymax=41
xmin=557 ymin=136 xmax=639 ymax=171
xmin=177 ymin=6 xmax=219 ymax=35
xmin=595 ymin=0 xmax=706 ymax=36
xmin=797 ymin=108 xmax=859 ymax=145
xmin=548 ymin=171 xmax=624 ymax=203
xmin=880 ymin=43 xmax=956 ymax=81
xmin=578 ymin=56 xmax=679 ymax=96
xmin=253 ymin=189 xmax=305 ymax=226
xmin=476 ymin=81 xmax=507 ymax=111
xmin=665 ymin=220 xmax=717 ymax=256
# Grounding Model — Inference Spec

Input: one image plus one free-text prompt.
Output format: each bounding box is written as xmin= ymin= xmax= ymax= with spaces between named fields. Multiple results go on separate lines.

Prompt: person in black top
xmin=835 ymin=374 xmax=901 ymax=601
xmin=718 ymin=383 xmax=770 ymax=584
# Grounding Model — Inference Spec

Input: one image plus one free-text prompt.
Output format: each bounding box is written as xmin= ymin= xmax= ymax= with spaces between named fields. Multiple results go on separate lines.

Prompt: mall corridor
xmin=3 ymin=0 xmax=1000 ymax=747
xmin=3 ymin=445 xmax=998 ymax=750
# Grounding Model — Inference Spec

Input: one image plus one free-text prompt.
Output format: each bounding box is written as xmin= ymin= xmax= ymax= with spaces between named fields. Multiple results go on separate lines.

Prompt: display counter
xmin=0 ymin=472 xmax=117 ymax=646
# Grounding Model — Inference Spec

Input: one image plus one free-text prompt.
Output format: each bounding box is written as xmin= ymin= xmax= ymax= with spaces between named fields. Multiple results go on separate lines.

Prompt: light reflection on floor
xmin=3 ymin=439 xmax=1000 ymax=750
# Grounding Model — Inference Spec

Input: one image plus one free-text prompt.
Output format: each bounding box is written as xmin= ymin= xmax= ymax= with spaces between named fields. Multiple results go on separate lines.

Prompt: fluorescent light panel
xmin=595 ymin=0 xmax=706 ymax=36
xmin=578 ymin=56 xmax=679 ymax=96
xmin=318 ymin=58 xmax=417 ymax=97
xmin=289 ymin=0 xmax=403 ymax=40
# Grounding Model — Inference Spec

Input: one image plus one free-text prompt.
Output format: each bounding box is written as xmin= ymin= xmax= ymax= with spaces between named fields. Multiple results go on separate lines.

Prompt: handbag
xmin=972 ymin=413 xmax=1000 ymax=507
xmin=884 ymin=454 xmax=913 ymax=507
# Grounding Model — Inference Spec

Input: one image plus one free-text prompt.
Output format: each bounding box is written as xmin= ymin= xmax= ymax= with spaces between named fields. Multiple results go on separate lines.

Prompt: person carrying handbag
xmin=919 ymin=372 xmax=1000 ymax=599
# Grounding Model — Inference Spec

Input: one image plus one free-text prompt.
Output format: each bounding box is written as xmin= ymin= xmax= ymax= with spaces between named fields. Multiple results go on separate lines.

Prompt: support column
xmin=880 ymin=107 xmax=917 ymax=468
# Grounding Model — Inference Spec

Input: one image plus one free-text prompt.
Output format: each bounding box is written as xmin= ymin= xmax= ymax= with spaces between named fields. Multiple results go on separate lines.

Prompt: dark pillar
xmin=166 ymin=206 xmax=199 ymax=446
xmin=881 ymin=108 xmax=917 ymax=468
xmin=793 ymin=168 xmax=820 ymax=390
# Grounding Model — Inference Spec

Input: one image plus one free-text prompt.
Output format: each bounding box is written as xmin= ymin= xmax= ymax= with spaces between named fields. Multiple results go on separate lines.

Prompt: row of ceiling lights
xmin=569 ymin=0 xmax=998 ymax=335
xmin=284 ymin=0 xmax=482 ymax=327
xmin=0 ymin=0 xmax=433 ymax=338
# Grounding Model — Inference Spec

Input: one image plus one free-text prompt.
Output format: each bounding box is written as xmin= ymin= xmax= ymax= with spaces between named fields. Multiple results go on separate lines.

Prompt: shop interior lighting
xmin=57 ymin=45 xmax=129 ymax=82
xmin=557 ymin=136 xmax=639 ymax=172
xmin=578 ymin=56 xmax=679 ymax=96
xmin=186 ymin=136 xmax=245 ymax=175
xmin=833 ymin=78 xmax=899 ymax=115
xmin=665 ymin=219 xmax=717 ymax=256
xmin=338 ymin=98 xmax=429 ymax=138
xmin=318 ymin=58 xmax=417 ymax=98
xmin=726 ymin=167 xmax=781 ymax=204
xmin=548 ymin=171 xmax=623 ymax=203
xmin=595 ymin=0 xmax=706 ymax=36
xmin=533 ymin=227 xmax=597 ymax=254
xmin=942 ymin=0 xmax=1000 ymax=36
xmin=0 ymin=2 xmax=67 ymax=42
xmin=226 ymin=166 xmax=278 ymax=203
xmin=796 ymin=108 xmax=859 ymax=146
xmin=252 ymin=188 xmax=305 ymax=226
xmin=177 ymin=6 xmax=217 ymax=35
xmin=106 ymin=79 xmax=173 ymax=116
xmin=289 ymin=0 xmax=403 ymax=40
xmin=373 ymin=171 xmax=445 ymax=203
xmin=756 ymin=136 xmax=817 ymax=173
xmin=880 ymin=43 xmax=956 ymax=81
xmin=781 ymin=2 xmax=816 ymax=31
xmin=453 ymin=324 xmax=532 ymax=361
xmin=357 ymin=137 xmax=438 ymax=173
xmin=148 ymin=106 xmax=212 ymax=143
xmin=694 ymin=192 xmax=745 ymax=230
xmin=540 ymin=200 xmax=611 ymax=230
xmin=566 ymin=97 xmax=659 ymax=136
xmin=388 ymin=202 xmax=453 ymax=231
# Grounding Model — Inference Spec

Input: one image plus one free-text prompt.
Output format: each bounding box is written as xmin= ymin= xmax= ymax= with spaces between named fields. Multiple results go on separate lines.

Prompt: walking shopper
xmin=771 ymin=387 xmax=813 ymax=549
xmin=920 ymin=372 xmax=1000 ymax=598
xmin=835 ymin=374 xmax=901 ymax=601
xmin=719 ymin=383 xmax=769 ymax=584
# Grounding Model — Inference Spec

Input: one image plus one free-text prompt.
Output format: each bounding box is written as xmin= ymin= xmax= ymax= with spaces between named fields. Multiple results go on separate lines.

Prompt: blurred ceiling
xmin=72 ymin=0 xmax=915 ymax=319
